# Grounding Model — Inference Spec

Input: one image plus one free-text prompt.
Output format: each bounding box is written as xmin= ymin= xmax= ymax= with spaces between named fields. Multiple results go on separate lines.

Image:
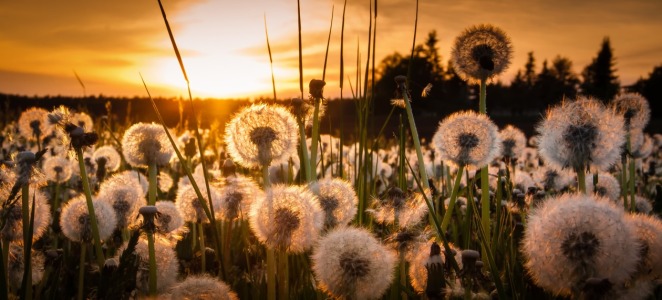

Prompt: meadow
xmin=1 ymin=1 xmax=661 ymax=300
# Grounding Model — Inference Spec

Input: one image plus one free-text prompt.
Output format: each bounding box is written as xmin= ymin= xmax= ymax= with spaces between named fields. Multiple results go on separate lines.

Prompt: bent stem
xmin=76 ymin=148 xmax=105 ymax=267
xmin=441 ymin=165 xmax=465 ymax=231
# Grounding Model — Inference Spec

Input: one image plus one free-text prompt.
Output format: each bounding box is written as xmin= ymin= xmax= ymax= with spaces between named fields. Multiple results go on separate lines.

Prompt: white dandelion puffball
xmin=610 ymin=92 xmax=650 ymax=130
xmin=625 ymin=214 xmax=662 ymax=281
xmin=112 ymin=170 xmax=149 ymax=195
xmin=154 ymin=200 xmax=185 ymax=234
xmin=537 ymin=97 xmax=625 ymax=172
xmin=432 ymin=110 xmax=501 ymax=168
xmin=225 ymin=104 xmax=298 ymax=168
xmin=408 ymin=241 xmax=462 ymax=294
xmin=585 ymin=172 xmax=621 ymax=202
xmin=499 ymin=125 xmax=526 ymax=160
xmin=121 ymin=123 xmax=174 ymax=168
xmin=521 ymin=193 xmax=639 ymax=296
xmin=0 ymin=187 xmax=51 ymax=244
xmin=8 ymin=244 xmax=45 ymax=291
xmin=97 ymin=174 xmax=146 ymax=228
xmin=118 ymin=237 xmax=179 ymax=294
xmin=309 ymin=177 xmax=358 ymax=229
xmin=249 ymin=184 xmax=324 ymax=253
xmin=532 ymin=166 xmax=574 ymax=191
xmin=369 ymin=188 xmax=430 ymax=229
xmin=169 ymin=275 xmax=238 ymax=300
xmin=451 ymin=24 xmax=513 ymax=83
xmin=70 ymin=112 xmax=94 ymax=130
xmin=18 ymin=107 xmax=53 ymax=139
xmin=60 ymin=194 xmax=117 ymax=242
xmin=215 ymin=175 xmax=263 ymax=221
xmin=93 ymin=145 xmax=121 ymax=172
xmin=176 ymin=184 xmax=221 ymax=223
xmin=312 ymin=226 xmax=396 ymax=300
xmin=42 ymin=156 xmax=72 ymax=183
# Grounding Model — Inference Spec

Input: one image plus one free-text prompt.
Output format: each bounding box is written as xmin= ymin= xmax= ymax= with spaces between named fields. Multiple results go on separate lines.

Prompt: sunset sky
xmin=0 ymin=0 xmax=661 ymax=100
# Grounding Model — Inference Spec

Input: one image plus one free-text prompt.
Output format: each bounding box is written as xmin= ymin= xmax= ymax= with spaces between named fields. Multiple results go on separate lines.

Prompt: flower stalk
xmin=76 ymin=148 xmax=106 ymax=268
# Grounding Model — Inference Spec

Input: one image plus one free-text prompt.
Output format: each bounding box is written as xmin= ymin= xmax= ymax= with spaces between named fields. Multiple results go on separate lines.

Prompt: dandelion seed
xmin=611 ymin=92 xmax=650 ymax=130
xmin=312 ymin=226 xmax=396 ymax=300
xmin=60 ymin=194 xmax=117 ymax=242
xmin=249 ymin=184 xmax=323 ymax=252
xmin=432 ymin=111 xmax=501 ymax=168
xmin=309 ymin=177 xmax=357 ymax=229
xmin=225 ymin=104 xmax=298 ymax=168
xmin=43 ymin=156 xmax=72 ymax=183
xmin=215 ymin=174 xmax=262 ymax=221
xmin=521 ymin=193 xmax=639 ymax=296
xmin=537 ymin=97 xmax=625 ymax=172
xmin=451 ymin=24 xmax=513 ymax=83
xmin=118 ymin=237 xmax=178 ymax=294
xmin=169 ymin=275 xmax=239 ymax=300
xmin=390 ymin=98 xmax=407 ymax=108
xmin=121 ymin=123 xmax=173 ymax=168
xmin=8 ymin=244 xmax=45 ymax=291
xmin=421 ymin=83 xmax=433 ymax=98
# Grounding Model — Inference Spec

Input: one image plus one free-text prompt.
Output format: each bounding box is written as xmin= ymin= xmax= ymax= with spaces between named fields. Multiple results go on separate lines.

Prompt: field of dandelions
xmin=2 ymin=4 xmax=662 ymax=300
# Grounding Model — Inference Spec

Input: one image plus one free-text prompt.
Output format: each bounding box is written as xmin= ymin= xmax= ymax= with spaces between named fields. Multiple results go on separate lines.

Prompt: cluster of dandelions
xmin=1 ymin=22 xmax=661 ymax=300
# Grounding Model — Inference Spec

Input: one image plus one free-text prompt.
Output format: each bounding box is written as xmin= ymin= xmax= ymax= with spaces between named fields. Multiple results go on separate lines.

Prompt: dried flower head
xmin=312 ymin=226 xmax=396 ymax=300
xmin=8 ymin=244 xmax=45 ymax=291
xmin=309 ymin=178 xmax=358 ymax=229
xmin=532 ymin=166 xmax=574 ymax=191
xmin=451 ymin=24 xmax=513 ymax=83
xmin=521 ymin=193 xmax=639 ymax=296
xmin=18 ymin=107 xmax=53 ymax=140
xmin=97 ymin=174 xmax=146 ymax=228
xmin=42 ymin=156 xmax=73 ymax=183
xmin=408 ymin=241 xmax=462 ymax=294
xmin=499 ymin=125 xmax=526 ymax=161
xmin=0 ymin=186 xmax=51 ymax=243
xmin=93 ymin=145 xmax=121 ymax=173
xmin=610 ymin=92 xmax=650 ymax=130
xmin=60 ymin=194 xmax=117 ymax=242
xmin=225 ymin=104 xmax=298 ymax=168
xmin=249 ymin=184 xmax=323 ymax=252
xmin=432 ymin=111 xmax=502 ymax=168
xmin=537 ymin=97 xmax=625 ymax=172
xmin=169 ymin=275 xmax=239 ymax=300
xmin=586 ymin=172 xmax=621 ymax=202
xmin=215 ymin=174 xmax=263 ymax=221
xmin=121 ymin=123 xmax=174 ymax=168
xmin=118 ymin=237 xmax=179 ymax=294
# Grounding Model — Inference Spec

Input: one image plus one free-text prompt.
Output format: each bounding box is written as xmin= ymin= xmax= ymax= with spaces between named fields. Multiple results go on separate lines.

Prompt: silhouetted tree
xmin=628 ymin=64 xmax=662 ymax=118
xmin=550 ymin=56 xmax=580 ymax=99
xmin=581 ymin=37 xmax=620 ymax=102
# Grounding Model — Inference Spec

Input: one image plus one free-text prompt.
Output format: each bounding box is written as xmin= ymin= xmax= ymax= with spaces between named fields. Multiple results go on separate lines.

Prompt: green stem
xmin=223 ymin=220 xmax=233 ymax=278
xmin=399 ymin=251 xmax=407 ymax=300
xmin=262 ymin=164 xmax=275 ymax=300
xmin=198 ymin=222 xmax=206 ymax=273
xmin=21 ymin=185 xmax=32 ymax=300
xmin=277 ymin=250 xmax=289 ymax=300
xmin=576 ymin=167 xmax=586 ymax=194
xmin=309 ymin=97 xmax=322 ymax=183
xmin=297 ymin=119 xmax=312 ymax=183
xmin=147 ymin=231 xmax=157 ymax=295
xmin=621 ymin=156 xmax=628 ymax=209
xmin=77 ymin=244 xmax=86 ymax=300
xmin=76 ymin=148 xmax=105 ymax=267
xmin=400 ymin=83 xmax=430 ymax=192
xmin=629 ymin=157 xmax=636 ymax=212
xmin=441 ymin=165 xmax=465 ymax=231
xmin=148 ymin=162 xmax=157 ymax=205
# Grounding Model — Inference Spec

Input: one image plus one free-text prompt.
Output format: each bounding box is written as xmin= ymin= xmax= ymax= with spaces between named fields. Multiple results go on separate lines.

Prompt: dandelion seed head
xmin=158 ymin=171 xmax=174 ymax=193
xmin=176 ymin=184 xmax=220 ymax=223
xmin=169 ymin=275 xmax=239 ymax=300
xmin=43 ymin=156 xmax=72 ymax=183
xmin=60 ymin=195 xmax=117 ymax=242
xmin=625 ymin=214 xmax=662 ymax=281
xmin=499 ymin=125 xmax=526 ymax=160
xmin=0 ymin=187 xmax=51 ymax=243
xmin=93 ymin=145 xmax=121 ymax=172
xmin=309 ymin=178 xmax=357 ymax=229
xmin=18 ymin=107 xmax=53 ymax=139
xmin=153 ymin=200 xmax=185 ymax=235
xmin=118 ymin=237 xmax=178 ymax=294
xmin=586 ymin=172 xmax=621 ymax=202
xmin=537 ymin=97 xmax=625 ymax=171
xmin=216 ymin=175 xmax=262 ymax=220
xmin=8 ymin=244 xmax=45 ymax=291
xmin=121 ymin=123 xmax=173 ymax=168
xmin=312 ymin=226 xmax=396 ymax=300
xmin=249 ymin=184 xmax=323 ymax=252
xmin=611 ymin=92 xmax=650 ymax=130
xmin=97 ymin=175 xmax=145 ymax=228
xmin=533 ymin=166 xmax=574 ymax=191
xmin=112 ymin=170 xmax=149 ymax=195
xmin=408 ymin=241 xmax=462 ymax=294
xmin=451 ymin=24 xmax=513 ymax=83
xmin=369 ymin=189 xmax=429 ymax=229
xmin=521 ymin=193 xmax=639 ymax=296
xmin=225 ymin=104 xmax=298 ymax=168
xmin=432 ymin=111 xmax=501 ymax=168
xmin=70 ymin=112 xmax=94 ymax=130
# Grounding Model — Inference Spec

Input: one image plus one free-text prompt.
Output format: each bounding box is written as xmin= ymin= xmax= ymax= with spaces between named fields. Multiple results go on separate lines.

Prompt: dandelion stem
xmin=21 ymin=186 xmax=32 ymax=295
xmin=277 ymin=250 xmax=289 ymax=300
xmin=576 ymin=167 xmax=586 ymax=194
xmin=478 ymin=78 xmax=491 ymax=265
xmin=626 ymin=137 xmax=636 ymax=212
xmin=147 ymin=231 xmax=157 ymax=295
xmin=399 ymin=80 xmax=431 ymax=193
xmin=148 ymin=162 xmax=157 ymax=205
xmin=77 ymin=244 xmax=86 ymax=300
xmin=76 ymin=148 xmax=106 ymax=267
xmin=198 ymin=222 xmax=206 ymax=273
xmin=262 ymin=164 xmax=275 ymax=300
xmin=309 ymin=97 xmax=322 ymax=182
xmin=441 ymin=164 xmax=465 ymax=231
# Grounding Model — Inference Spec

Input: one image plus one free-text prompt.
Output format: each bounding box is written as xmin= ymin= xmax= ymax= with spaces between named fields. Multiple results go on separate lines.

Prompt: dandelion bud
xmin=309 ymin=79 xmax=326 ymax=99
xmin=461 ymin=249 xmax=480 ymax=275
xmin=139 ymin=205 xmax=158 ymax=233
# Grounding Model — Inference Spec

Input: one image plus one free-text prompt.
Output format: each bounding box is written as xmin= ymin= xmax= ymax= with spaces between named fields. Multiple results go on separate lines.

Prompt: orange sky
xmin=0 ymin=0 xmax=661 ymax=99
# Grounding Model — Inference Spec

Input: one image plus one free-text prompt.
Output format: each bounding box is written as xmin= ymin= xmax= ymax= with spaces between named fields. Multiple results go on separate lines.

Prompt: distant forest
xmin=2 ymin=32 xmax=661 ymax=141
